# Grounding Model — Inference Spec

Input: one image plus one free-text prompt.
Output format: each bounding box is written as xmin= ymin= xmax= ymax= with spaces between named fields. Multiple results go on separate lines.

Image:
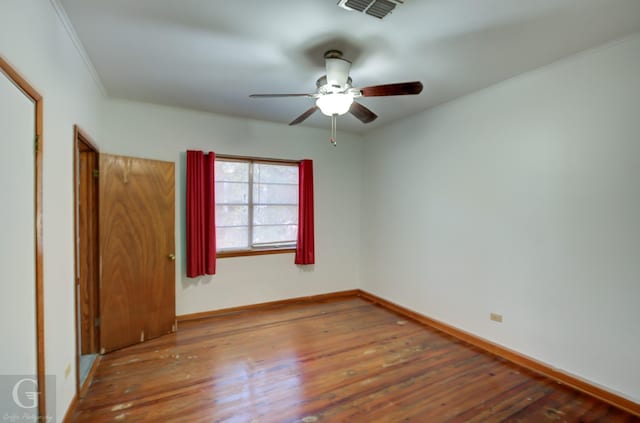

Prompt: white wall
xmin=361 ymin=34 xmax=640 ymax=402
xmin=101 ymin=99 xmax=363 ymax=315
xmin=0 ymin=0 xmax=104 ymax=418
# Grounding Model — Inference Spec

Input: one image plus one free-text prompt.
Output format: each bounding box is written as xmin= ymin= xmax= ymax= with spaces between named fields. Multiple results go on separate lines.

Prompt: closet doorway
xmin=73 ymin=126 xmax=100 ymax=394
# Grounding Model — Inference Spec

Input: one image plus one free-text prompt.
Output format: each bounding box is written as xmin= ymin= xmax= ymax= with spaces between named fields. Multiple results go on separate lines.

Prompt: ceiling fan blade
xmin=349 ymin=101 xmax=378 ymax=124
xmin=249 ymin=93 xmax=314 ymax=98
xmin=360 ymin=81 xmax=423 ymax=97
xmin=289 ymin=106 xmax=318 ymax=126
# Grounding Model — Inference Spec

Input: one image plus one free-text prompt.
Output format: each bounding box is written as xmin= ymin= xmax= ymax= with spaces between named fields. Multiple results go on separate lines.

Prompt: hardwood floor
xmin=72 ymin=298 xmax=638 ymax=422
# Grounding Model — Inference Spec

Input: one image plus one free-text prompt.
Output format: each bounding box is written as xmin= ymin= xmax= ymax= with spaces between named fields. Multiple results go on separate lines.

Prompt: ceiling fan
xmin=249 ymin=50 xmax=423 ymax=146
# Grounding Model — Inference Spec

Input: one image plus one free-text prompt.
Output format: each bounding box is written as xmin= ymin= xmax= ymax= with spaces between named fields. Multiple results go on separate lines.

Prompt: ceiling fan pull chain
xmin=330 ymin=114 xmax=337 ymax=147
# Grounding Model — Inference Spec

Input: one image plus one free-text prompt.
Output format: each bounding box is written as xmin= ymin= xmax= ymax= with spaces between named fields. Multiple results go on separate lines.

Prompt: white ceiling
xmin=59 ymin=0 xmax=640 ymax=133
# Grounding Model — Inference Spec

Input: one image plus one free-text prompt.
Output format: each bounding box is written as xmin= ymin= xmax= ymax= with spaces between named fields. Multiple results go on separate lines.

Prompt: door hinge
xmin=34 ymin=135 xmax=39 ymax=153
xmin=94 ymin=317 xmax=100 ymax=327
xmin=92 ymin=169 xmax=99 ymax=178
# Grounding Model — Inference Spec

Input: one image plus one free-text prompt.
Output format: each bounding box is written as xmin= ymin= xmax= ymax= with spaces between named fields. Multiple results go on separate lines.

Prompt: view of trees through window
xmin=215 ymin=158 xmax=298 ymax=251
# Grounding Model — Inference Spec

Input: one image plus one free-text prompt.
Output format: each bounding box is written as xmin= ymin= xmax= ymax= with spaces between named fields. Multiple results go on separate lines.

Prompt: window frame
xmin=215 ymin=154 xmax=300 ymax=258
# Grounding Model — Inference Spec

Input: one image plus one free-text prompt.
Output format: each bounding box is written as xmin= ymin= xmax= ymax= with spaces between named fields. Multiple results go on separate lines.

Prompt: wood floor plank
xmin=72 ymin=297 xmax=639 ymax=422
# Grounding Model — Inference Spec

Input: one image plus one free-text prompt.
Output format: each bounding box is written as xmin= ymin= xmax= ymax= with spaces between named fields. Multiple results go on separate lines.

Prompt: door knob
xmin=168 ymin=253 xmax=176 ymax=261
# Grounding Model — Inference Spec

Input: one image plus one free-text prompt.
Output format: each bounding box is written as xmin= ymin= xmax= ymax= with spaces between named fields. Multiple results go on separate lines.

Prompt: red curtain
xmin=186 ymin=150 xmax=216 ymax=277
xmin=295 ymin=159 xmax=315 ymax=265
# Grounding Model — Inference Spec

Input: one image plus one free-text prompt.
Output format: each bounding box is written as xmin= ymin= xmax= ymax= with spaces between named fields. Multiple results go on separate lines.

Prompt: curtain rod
xmin=216 ymin=153 xmax=301 ymax=164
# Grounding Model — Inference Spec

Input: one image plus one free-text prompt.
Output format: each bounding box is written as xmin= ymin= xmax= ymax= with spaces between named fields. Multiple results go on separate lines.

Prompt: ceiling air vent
xmin=337 ymin=0 xmax=404 ymax=19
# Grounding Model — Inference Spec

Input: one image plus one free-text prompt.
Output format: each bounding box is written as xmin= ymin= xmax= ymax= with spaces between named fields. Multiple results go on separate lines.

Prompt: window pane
xmin=253 ymin=205 xmax=298 ymax=225
xmin=216 ymin=205 xmax=248 ymax=227
xmin=253 ymin=183 xmax=298 ymax=204
xmin=217 ymin=226 xmax=249 ymax=250
xmin=215 ymin=161 xmax=249 ymax=182
xmin=214 ymin=159 xmax=299 ymax=252
xmin=253 ymin=224 xmax=298 ymax=245
xmin=254 ymin=163 xmax=298 ymax=184
xmin=216 ymin=182 xmax=248 ymax=204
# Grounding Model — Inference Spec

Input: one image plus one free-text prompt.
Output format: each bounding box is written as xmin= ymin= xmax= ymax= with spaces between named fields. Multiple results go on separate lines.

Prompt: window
xmin=215 ymin=156 xmax=299 ymax=256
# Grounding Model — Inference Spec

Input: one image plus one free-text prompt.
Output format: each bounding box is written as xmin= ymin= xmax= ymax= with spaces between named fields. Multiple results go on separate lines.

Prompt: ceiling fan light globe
xmin=316 ymin=93 xmax=354 ymax=116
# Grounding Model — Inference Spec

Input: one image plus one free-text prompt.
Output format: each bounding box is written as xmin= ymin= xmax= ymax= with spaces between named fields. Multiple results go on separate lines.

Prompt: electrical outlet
xmin=490 ymin=313 xmax=503 ymax=323
xmin=65 ymin=363 xmax=71 ymax=379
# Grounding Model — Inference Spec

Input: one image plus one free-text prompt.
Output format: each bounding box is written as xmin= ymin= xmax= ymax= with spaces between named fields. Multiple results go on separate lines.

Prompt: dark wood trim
xmin=0 ymin=56 xmax=40 ymax=99
xmin=357 ymin=290 xmax=640 ymax=417
xmin=217 ymin=247 xmax=295 ymax=258
xmin=72 ymin=126 xmax=80 ymax=395
xmin=34 ymin=72 xmax=45 ymax=423
xmin=72 ymin=126 xmax=80 ymax=397
xmin=75 ymin=125 xmax=99 ymax=152
xmin=216 ymin=153 xmax=301 ymax=165
xmin=79 ymin=356 xmax=101 ymax=398
xmin=176 ymin=290 xmax=360 ymax=322
xmin=0 ymin=55 xmax=46 ymax=420
xmin=61 ymin=393 xmax=78 ymax=423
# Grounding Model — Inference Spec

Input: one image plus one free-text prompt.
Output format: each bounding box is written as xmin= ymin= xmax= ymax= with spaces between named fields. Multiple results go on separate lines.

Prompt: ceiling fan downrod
xmin=330 ymin=114 xmax=337 ymax=147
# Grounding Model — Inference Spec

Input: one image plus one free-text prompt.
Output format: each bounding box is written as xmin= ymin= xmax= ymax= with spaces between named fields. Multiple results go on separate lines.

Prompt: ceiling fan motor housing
xmin=316 ymin=76 xmax=352 ymax=89
xmin=325 ymin=51 xmax=352 ymax=89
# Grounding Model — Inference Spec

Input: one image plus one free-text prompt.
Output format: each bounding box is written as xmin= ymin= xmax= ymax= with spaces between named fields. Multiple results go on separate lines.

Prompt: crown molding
xmin=48 ymin=0 xmax=107 ymax=96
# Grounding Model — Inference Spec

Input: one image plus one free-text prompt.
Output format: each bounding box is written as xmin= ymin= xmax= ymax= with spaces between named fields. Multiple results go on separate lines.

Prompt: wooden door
xmin=99 ymin=154 xmax=176 ymax=353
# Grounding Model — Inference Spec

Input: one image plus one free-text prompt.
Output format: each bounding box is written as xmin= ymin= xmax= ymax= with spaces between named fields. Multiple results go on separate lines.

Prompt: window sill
xmin=217 ymin=248 xmax=295 ymax=259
